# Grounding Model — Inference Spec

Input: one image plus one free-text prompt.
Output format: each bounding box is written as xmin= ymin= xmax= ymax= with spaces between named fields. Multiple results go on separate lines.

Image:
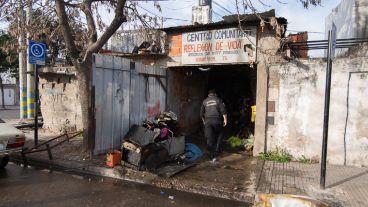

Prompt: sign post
xmin=320 ymin=23 xmax=336 ymax=189
xmin=28 ymin=41 xmax=46 ymax=146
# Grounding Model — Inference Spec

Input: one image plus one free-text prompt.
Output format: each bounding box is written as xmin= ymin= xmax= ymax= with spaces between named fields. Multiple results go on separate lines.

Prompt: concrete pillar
xmin=18 ymin=0 xmax=27 ymax=119
xmin=252 ymin=27 xmax=281 ymax=155
xmin=26 ymin=2 xmax=34 ymax=118
xmin=253 ymin=63 xmax=268 ymax=155
xmin=19 ymin=47 xmax=27 ymax=119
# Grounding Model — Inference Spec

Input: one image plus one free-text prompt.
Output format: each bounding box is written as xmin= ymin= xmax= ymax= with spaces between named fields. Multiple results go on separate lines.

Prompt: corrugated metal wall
xmin=167 ymin=68 xmax=207 ymax=135
xmin=93 ymin=54 xmax=166 ymax=154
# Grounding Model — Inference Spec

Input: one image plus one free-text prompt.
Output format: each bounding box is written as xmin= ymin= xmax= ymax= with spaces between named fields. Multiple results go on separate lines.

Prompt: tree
xmin=233 ymin=0 xmax=322 ymax=54
xmin=0 ymin=0 xmax=159 ymax=150
xmin=0 ymin=0 xmax=320 ymax=151
xmin=0 ymin=31 xmax=18 ymax=109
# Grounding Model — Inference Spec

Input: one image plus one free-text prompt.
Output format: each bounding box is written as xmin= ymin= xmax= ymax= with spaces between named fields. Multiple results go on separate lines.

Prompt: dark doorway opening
xmin=168 ymin=65 xmax=257 ymax=152
xmin=205 ymin=65 xmax=257 ymax=141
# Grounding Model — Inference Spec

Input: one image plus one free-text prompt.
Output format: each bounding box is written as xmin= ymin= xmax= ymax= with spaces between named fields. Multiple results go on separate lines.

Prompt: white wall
xmin=0 ymin=88 xmax=15 ymax=106
xmin=325 ymin=0 xmax=368 ymax=56
xmin=267 ymin=57 xmax=368 ymax=167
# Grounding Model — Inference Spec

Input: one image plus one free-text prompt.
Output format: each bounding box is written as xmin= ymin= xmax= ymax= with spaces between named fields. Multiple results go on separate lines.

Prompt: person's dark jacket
xmin=200 ymin=94 xmax=227 ymax=120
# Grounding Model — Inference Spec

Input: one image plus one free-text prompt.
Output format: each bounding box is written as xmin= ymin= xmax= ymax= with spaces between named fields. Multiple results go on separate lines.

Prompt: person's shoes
xmin=207 ymin=152 xmax=215 ymax=160
xmin=209 ymin=158 xmax=218 ymax=164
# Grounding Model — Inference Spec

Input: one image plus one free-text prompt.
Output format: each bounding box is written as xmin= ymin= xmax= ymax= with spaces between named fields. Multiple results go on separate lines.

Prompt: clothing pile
xmin=142 ymin=111 xmax=179 ymax=142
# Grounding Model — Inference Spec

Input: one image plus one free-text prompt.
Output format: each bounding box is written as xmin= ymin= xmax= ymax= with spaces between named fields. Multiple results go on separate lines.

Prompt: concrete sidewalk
xmin=13 ymin=137 xmax=257 ymax=203
xmin=256 ymin=160 xmax=368 ymax=207
xmin=6 ymin=124 xmax=367 ymax=205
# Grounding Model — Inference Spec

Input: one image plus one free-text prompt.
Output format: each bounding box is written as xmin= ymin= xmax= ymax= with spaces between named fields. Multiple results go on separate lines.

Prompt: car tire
xmin=0 ymin=155 xmax=9 ymax=169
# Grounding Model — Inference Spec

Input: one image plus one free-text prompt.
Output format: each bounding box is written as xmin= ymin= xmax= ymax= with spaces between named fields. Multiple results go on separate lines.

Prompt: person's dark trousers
xmin=204 ymin=118 xmax=223 ymax=159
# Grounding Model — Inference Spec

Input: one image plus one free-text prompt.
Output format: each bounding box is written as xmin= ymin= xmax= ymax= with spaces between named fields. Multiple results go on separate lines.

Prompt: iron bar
xmin=290 ymin=41 xmax=368 ymax=47
xmin=289 ymin=37 xmax=368 ymax=45
xmin=34 ymin=65 xmax=39 ymax=146
xmin=24 ymin=131 xmax=82 ymax=154
xmin=27 ymin=133 xmax=67 ymax=151
xmin=320 ymin=30 xmax=333 ymax=190
xmin=21 ymin=149 xmax=28 ymax=167
xmin=292 ymin=46 xmax=358 ymax=50
xmin=46 ymin=144 xmax=53 ymax=160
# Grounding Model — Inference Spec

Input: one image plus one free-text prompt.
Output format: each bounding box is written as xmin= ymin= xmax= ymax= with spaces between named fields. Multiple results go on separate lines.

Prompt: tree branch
xmin=55 ymin=0 xmax=79 ymax=63
xmin=81 ymin=1 xmax=97 ymax=45
xmin=83 ymin=0 xmax=126 ymax=61
xmin=63 ymin=0 xmax=82 ymax=8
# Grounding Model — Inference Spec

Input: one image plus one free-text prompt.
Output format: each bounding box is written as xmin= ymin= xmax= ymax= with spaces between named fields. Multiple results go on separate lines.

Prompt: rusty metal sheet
xmin=93 ymin=54 xmax=167 ymax=155
xmin=167 ymin=69 xmax=207 ymax=135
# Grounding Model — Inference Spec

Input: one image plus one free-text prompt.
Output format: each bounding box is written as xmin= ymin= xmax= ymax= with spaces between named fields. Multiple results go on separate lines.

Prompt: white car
xmin=0 ymin=118 xmax=26 ymax=169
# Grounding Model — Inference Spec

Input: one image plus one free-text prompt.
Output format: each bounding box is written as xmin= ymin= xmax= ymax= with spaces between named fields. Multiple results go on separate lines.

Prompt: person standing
xmin=200 ymin=89 xmax=227 ymax=162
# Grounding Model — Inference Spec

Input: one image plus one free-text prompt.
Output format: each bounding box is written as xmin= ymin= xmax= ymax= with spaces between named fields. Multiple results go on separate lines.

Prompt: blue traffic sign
xmin=28 ymin=41 xmax=46 ymax=65
xmin=331 ymin=23 xmax=337 ymax=59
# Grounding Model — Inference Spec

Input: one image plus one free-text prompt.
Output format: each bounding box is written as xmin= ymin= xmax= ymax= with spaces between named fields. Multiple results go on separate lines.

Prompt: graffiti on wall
xmin=44 ymin=88 xmax=65 ymax=102
xmin=147 ymin=100 xmax=160 ymax=118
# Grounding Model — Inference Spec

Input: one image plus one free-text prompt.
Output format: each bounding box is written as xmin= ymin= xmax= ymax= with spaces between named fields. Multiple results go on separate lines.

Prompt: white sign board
xmin=182 ymin=27 xmax=257 ymax=65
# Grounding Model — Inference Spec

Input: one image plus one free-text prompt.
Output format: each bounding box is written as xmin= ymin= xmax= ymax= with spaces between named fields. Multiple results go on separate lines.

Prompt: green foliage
xmin=257 ymin=148 xmax=292 ymax=163
xmin=298 ymin=155 xmax=317 ymax=164
xmin=245 ymin=134 xmax=254 ymax=151
xmin=227 ymin=136 xmax=244 ymax=148
xmin=0 ymin=31 xmax=18 ymax=76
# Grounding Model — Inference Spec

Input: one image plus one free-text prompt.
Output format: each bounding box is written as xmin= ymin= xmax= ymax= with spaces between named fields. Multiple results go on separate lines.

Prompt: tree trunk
xmin=0 ymin=76 xmax=5 ymax=109
xmin=75 ymin=59 xmax=93 ymax=152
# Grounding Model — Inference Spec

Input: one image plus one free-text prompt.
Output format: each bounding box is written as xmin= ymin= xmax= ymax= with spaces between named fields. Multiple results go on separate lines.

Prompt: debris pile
xmin=114 ymin=111 xmax=201 ymax=177
xmin=142 ymin=111 xmax=179 ymax=142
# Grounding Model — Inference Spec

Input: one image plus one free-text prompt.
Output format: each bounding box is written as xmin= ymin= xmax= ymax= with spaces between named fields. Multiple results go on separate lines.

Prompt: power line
xmin=212 ymin=5 xmax=229 ymax=17
xmin=160 ymin=1 xmax=196 ymax=10
xmin=287 ymin=29 xmax=325 ymax=34
xmin=165 ymin=17 xmax=191 ymax=22
xmin=213 ymin=10 xmax=223 ymax=21
xmin=213 ymin=0 xmax=233 ymax=15
xmin=136 ymin=4 xmax=191 ymax=22
xmin=216 ymin=0 xmax=237 ymax=13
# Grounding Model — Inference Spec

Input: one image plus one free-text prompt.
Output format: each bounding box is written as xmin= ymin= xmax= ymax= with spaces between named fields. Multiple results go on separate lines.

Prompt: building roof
xmin=160 ymin=9 xmax=287 ymax=33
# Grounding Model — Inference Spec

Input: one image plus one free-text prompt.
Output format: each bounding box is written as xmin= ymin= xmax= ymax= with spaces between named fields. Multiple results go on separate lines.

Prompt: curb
xmin=10 ymin=155 xmax=255 ymax=203
xmin=10 ymin=155 xmax=148 ymax=184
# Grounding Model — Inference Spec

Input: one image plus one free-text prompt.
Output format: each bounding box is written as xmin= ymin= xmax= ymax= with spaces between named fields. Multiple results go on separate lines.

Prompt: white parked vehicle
xmin=0 ymin=118 xmax=26 ymax=169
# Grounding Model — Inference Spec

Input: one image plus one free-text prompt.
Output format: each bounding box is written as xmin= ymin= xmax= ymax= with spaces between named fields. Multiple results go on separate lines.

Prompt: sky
xmin=136 ymin=0 xmax=342 ymax=57
xmin=0 ymin=0 xmax=342 ymax=57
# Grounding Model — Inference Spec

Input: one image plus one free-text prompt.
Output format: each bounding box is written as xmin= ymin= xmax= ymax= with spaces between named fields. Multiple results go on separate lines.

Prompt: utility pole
xmin=320 ymin=24 xmax=336 ymax=190
xmin=26 ymin=1 xmax=34 ymax=119
xmin=18 ymin=0 xmax=27 ymax=119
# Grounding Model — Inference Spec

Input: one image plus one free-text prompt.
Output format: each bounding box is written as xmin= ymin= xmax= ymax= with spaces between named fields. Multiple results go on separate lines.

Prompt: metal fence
xmin=92 ymin=54 xmax=167 ymax=154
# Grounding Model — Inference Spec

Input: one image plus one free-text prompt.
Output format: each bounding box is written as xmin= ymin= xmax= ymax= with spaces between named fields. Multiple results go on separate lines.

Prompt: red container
xmin=106 ymin=150 xmax=122 ymax=168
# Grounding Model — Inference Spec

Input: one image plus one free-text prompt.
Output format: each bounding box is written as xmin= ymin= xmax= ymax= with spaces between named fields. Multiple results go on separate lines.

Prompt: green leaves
xmin=257 ymin=148 xmax=292 ymax=163
xmin=0 ymin=31 xmax=18 ymax=76
xmin=227 ymin=136 xmax=244 ymax=148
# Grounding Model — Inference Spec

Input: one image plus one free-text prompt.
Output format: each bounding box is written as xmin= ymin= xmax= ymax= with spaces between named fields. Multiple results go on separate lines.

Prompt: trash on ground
xmin=253 ymin=194 xmax=329 ymax=207
xmin=118 ymin=111 xmax=198 ymax=177
xmin=106 ymin=150 xmax=122 ymax=168
xmin=155 ymin=161 xmax=196 ymax=178
xmin=183 ymin=143 xmax=203 ymax=162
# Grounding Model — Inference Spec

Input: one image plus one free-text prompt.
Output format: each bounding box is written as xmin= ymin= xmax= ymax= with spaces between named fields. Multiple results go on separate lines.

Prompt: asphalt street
xmin=0 ymin=106 xmax=19 ymax=120
xmin=0 ymin=163 xmax=249 ymax=207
